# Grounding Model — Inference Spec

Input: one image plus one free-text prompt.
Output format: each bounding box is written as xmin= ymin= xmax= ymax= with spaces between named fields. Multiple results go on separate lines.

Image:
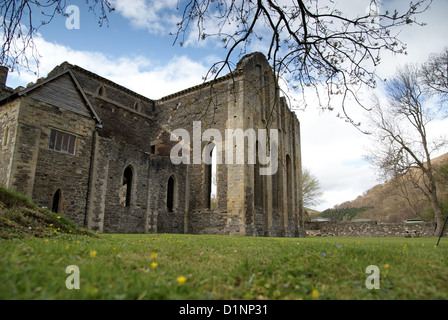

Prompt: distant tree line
xmin=321 ymin=206 xmax=374 ymax=222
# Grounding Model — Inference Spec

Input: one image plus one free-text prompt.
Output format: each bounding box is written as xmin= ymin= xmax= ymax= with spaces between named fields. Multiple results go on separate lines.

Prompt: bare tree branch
xmin=0 ymin=0 xmax=114 ymax=72
xmin=172 ymin=0 xmax=431 ymax=124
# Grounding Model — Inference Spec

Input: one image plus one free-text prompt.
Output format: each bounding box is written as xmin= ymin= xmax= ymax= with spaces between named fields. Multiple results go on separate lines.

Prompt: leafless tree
xmin=420 ymin=47 xmax=448 ymax=105
xmin=367 ymin=64 xmax=447 ymax=236
xmin=0 ymin=0 xmax=114 ymax=72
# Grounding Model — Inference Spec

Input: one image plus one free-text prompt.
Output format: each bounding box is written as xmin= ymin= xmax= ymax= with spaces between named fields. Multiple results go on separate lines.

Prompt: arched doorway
xmin=52 ymin=189 xmax=61 ymax=213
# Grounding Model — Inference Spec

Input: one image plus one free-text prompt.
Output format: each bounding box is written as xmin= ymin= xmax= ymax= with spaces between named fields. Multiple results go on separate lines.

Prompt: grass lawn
xmin=1 ymin=233 xmax=447 ymax=300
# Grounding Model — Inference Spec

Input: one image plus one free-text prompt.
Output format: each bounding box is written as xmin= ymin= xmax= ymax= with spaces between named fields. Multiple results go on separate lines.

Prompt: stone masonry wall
xmin=156 ymin=76 xmax=234 ymax=234
xmin=237 ymin=53 xmax=303 ymax=237
xmin=73 ymin=67 xmax=160 ymax=233
xmin=94 ymin=137 xmax=151 ymax=233
xmin=154 ymin=52 xmax=304 ymax=237
xmin=305 ymin=221 xmax=447 ymax=237
xmin=13 ymin=97 xmax=96 ymax=227
xmin=1 ymin=54 xmax=304 ymax=237
xmin=150 ymin=156 xmax=187 ymax=235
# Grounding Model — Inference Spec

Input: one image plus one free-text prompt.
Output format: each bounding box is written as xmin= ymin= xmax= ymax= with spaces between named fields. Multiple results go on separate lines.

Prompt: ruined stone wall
xmin=237 ymin=53 xmax=303 ymax=237
xmin=73 ymin=66 xmax=193 ymax=234
xmin=89 ymin=136 xmax=150 ymax=233
xmin=75 ymin=70 xmax=165 ymax=234
xmin=153 ymin=52 xmax=304 ymax=237
xmin=1 ymin=55 xmax=304 ymax=237
xmin=156 ymin=76 xmax=235 ymax=234
xmin=305 ymin=221 xmax=446 ymax=237
xmin=187 ymin=210 xmax=228 ymax=235
xmin=11 ymin=97 xmax=96 ymax=227
xmin=72 ymin=68 xmax=157 ymax=153
xmin=149 ymin=156 xmax=187 ymax=234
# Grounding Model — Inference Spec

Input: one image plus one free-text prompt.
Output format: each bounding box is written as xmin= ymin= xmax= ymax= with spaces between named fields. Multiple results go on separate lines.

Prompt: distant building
xmin=404 ymin=219 xmax=424 ymax=224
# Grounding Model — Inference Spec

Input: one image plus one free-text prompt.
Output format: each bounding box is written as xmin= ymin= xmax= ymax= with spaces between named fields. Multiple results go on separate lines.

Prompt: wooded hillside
xmin=331 ymin=153 xmax=448 ymax=223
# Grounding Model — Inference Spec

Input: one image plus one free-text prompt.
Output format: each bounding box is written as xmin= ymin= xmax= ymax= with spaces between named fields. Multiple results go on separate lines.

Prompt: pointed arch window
xmin=167 ymin=175 xmax=176 ymax=212
xmin=204 ymin=142 xmax=217 ymax=209
xmin=52 ymin=189 xmax=62 ymax=213
xmin=97 ymin=85 xmax=106 ymax=97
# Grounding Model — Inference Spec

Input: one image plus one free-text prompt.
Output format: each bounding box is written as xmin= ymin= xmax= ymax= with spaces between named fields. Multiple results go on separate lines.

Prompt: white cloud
xmin=7 ymin=35 xmax=209 ymax=100
xmin=110 ymin=0 xmax=179 ymax=35
xmin=296 ymin=98 xmax=378 ymax=211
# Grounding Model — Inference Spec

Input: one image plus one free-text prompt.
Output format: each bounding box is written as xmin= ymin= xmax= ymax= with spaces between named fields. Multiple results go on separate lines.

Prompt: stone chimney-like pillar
xmin=0 ymin=66 xmax=8 ymax=87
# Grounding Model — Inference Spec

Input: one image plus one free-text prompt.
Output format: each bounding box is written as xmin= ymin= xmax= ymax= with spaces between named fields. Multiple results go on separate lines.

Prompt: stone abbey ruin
xmin=0 ymin=52 xmax=304 ymax=237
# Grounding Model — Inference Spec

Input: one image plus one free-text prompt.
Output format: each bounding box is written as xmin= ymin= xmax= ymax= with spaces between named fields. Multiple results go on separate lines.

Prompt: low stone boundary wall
xmin=305 ymin=221 xmax=447 ymax=238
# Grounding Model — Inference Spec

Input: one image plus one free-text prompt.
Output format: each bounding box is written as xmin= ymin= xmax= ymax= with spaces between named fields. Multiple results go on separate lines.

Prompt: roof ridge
xmin=157 ymin=69 xmax=244 ymax=102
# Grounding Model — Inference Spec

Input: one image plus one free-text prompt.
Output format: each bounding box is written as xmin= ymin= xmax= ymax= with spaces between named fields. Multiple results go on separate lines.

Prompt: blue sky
xmin=4 ymin=0 xmax=448 ymax=211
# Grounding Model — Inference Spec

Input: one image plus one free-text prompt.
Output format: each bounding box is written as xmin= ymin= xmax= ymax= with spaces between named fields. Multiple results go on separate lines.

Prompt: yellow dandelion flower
xmin=112 ymin=248 xmax=116 ymax=252
xmin=76 ymin=241 xmax=80 ymax=244
xmin=49 ymin=224 xmax=53 ymax=227
xmin=36 ymin=227 xmax=39 ymax=229
xmin=311 ymin=289 xmax=319 ymax=299
xmin=57 ymin=216 xmax=60 ymax=219
xmin=177 ymin=276 xmax=187 ymax=285
xmin=65 ymin=245 xmax=70 ymax=250
xmin=151 ymin=252 xmax=158 ymax=260
xmin=90 ymin=250 xmax=97 ymax=258
xmin=44 ymin=239 xmax=49 ymax=243
xmin=403 ymin=244 xmax=408 ymax=249
xmin=385 ymin=264 xmax=390 ymax=269
xmin=151 ymin=262 xmax=158 ymax=269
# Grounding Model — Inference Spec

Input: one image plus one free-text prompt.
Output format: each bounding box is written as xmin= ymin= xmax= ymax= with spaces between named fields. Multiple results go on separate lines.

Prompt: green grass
xmin=1 ymin=234 xmax=447 ymax=300
xmin=0 ymin=185 xmax=91 ymax=239
xmin=1 ymin=186 xmax=447 ymax=300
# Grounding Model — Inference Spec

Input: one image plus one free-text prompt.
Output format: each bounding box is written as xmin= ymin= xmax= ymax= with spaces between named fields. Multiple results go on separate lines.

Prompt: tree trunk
xmin=432 ymin=197 xmax=445 ymax=237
